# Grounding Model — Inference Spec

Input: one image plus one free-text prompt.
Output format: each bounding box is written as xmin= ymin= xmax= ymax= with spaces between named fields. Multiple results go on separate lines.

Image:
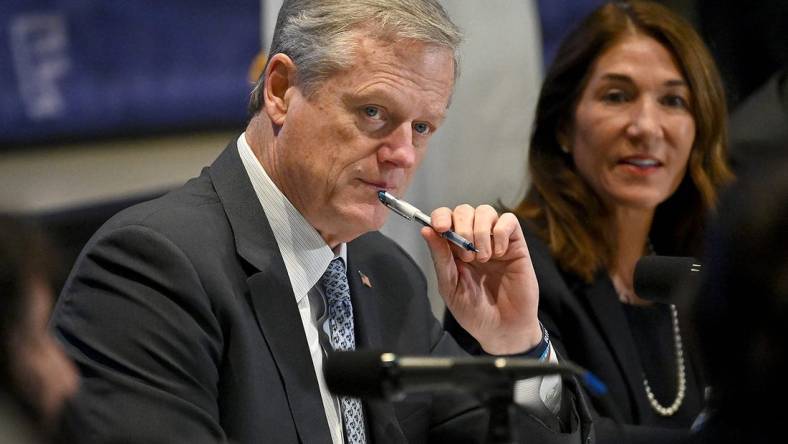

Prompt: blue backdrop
xmin=0 ymin=1 xmax=259 ymax=147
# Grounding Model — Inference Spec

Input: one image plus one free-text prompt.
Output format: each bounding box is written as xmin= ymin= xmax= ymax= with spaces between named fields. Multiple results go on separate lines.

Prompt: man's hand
xmin=422 ymin=204 xmax=541 ymax=355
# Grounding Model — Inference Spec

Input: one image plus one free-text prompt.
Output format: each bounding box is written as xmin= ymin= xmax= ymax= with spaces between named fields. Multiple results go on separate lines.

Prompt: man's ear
xmin=263 ymin=53 xmax=297 ymax=126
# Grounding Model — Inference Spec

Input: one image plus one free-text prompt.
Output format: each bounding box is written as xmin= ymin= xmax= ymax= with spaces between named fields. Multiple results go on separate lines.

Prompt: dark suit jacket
xmin=51 ymin=142 xmax=592 ymax=444
xmin=446 ymin=226 xmax=703 ymax=443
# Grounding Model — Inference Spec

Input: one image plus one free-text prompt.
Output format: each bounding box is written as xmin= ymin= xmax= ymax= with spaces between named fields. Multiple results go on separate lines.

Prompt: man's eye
xmin=413 ymin=122 xmax=431 ymax=135
xmin=364 ymin=106 xmax=382 ymax=119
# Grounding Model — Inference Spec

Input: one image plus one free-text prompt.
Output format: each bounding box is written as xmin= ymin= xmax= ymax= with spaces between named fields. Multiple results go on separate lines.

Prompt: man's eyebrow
xmin=430 ymin=106 xmax=448 ymax=123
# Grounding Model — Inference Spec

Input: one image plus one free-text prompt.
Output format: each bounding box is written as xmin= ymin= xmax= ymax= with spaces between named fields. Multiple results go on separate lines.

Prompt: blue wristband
xmin=529 ymin=322 xmax=550 ymax=361
xmin=537 ymin=325 xmax=551 ymax=361
xmin=483 ymin=322 xmax=550 ymax=360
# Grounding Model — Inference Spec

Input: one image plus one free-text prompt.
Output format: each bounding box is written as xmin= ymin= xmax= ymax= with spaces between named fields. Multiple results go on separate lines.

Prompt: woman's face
xmin=564 ymin=34 xmax=695 ymax=212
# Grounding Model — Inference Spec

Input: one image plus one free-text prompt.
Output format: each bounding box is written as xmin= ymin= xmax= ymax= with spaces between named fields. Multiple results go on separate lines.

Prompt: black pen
xmin=377 ymin=191 xmax=479 ymax=253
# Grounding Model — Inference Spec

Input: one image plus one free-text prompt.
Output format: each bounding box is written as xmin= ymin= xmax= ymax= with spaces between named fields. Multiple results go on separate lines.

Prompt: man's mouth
xmin=361 ymin=179 xmax=395 ymax=191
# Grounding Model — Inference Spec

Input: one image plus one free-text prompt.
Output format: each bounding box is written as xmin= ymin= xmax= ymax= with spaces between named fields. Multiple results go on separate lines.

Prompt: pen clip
xmin=378 ymin=191 xmax=412 ymax=221
xmin=385 ymin=201 xmax=413 ymax=220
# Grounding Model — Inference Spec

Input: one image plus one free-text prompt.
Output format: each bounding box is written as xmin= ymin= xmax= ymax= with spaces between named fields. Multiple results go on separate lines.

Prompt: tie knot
xmin=325 ymin=257 xmax=345 ymax=276
xmin=322 ymin=258 xmax=350 ymax=305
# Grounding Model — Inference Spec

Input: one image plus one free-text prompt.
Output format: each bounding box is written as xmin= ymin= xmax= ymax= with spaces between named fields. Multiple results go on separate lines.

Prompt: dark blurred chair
xmin=688 ymin=158 xmax=788 ymax=444
xmin=31 ymin=191 xmax=166 ymax=296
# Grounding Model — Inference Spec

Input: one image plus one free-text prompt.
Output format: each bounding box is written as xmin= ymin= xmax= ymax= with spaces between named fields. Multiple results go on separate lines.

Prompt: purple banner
xmin=1 ymin=1 xmax=260 ymax=147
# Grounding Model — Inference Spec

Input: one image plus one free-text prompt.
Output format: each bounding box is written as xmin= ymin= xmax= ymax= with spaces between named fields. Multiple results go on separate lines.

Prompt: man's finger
xmin=429 ymin=207 xmax=454 ymax=233
xmin=472 ymin=205 xmax=498 ymax=263
xmin=492 ymin=212 xmax=519 ymax=257
xmin=421 ymin=226 xmax=457 ymax=296
xmin=450 ymin=204 xmax=476 ymax=263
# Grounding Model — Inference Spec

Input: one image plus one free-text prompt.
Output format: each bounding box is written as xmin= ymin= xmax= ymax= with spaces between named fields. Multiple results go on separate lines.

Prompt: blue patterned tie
xmin=321 ymin=258 xmax=367 ymax=444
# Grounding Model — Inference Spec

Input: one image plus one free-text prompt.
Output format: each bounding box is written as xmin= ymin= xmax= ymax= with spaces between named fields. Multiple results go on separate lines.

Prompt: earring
xmin=560 ymin=144 xmax=570 ymax=154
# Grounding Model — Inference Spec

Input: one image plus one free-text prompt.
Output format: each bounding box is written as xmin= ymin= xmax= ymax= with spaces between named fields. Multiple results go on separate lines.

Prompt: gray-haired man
xmin=52 ymin=1 xmax=592 ymax=442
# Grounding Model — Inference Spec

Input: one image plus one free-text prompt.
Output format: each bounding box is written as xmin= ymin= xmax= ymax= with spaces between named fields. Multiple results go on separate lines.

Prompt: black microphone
xmin=324 ymin=350 xmax=607 ymax=400
xmin=634 ymin=255 xmax=702 ymax=304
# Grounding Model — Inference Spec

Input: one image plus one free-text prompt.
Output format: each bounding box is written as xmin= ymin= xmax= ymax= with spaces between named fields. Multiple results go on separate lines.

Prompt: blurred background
xmin=1 ymin=0 xmax=784 ymax=316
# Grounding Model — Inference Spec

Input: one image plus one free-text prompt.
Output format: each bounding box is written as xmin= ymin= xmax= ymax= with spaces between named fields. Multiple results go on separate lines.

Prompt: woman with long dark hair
xmin=447 ymin=1 xmax=733 ymax=439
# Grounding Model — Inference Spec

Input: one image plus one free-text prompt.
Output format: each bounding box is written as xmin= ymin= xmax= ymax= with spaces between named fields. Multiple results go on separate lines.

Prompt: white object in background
xmin=381 ymin=0 xmax=544 ymax=317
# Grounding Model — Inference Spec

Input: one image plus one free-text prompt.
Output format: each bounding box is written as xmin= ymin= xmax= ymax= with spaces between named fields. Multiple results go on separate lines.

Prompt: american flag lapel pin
xmin=358 ymin=270 xmax=372 ymax=288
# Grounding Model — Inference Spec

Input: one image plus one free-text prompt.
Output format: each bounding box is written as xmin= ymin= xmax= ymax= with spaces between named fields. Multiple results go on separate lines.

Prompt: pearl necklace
xmin=622 ymin=240 xmax=686 ymax=416
xmin=642 ymin=303 xmax=686 ymax=416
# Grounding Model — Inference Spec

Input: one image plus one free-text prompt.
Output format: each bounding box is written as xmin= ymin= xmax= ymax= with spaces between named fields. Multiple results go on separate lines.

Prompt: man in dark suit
xmin=50 ymin=1 xmax=592 ymax=442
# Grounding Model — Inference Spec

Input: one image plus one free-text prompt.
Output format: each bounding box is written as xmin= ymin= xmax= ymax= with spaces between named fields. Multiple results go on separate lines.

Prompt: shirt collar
xmin=237 ymin=133 xmax=346 ymax=303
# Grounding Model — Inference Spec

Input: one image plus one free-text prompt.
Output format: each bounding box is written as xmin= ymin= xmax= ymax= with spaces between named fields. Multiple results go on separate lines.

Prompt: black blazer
xmin=447 ymin=225 xmax=703 ymax=443
xmin=522 ymin=229 xmax=704 ymax=426
xmin=52 ymin=142 xmax=592 ymax=444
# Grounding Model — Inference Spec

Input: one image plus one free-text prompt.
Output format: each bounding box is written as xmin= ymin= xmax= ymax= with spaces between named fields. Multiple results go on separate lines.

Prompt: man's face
xmin=266 ymin=35 xmax=455 ymax=246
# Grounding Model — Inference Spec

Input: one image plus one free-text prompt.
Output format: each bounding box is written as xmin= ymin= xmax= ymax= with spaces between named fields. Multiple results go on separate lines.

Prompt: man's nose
xmin=378 ymin=122 xmax=417 ymax=168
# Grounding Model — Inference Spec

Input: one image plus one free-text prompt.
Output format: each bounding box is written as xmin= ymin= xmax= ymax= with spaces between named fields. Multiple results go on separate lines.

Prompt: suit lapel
xmin=583 ymin=275 xmax=645 ymax=420
xmin=247 ymin=270 xmax=331 ymax=443
xmin=209 ymin=143 xmax=332 ymax=443
xmin=347 ymin=243 xmax=407 ymax=444
xmin=346 ymin=252 xmax=383 ymax=351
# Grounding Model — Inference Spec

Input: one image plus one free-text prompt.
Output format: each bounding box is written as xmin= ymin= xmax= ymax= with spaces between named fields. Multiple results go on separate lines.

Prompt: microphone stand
xmin=325 ymin=351 xmax=608 ymax=443
xmin=481 ymin=381 xmax=518 ymax=444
